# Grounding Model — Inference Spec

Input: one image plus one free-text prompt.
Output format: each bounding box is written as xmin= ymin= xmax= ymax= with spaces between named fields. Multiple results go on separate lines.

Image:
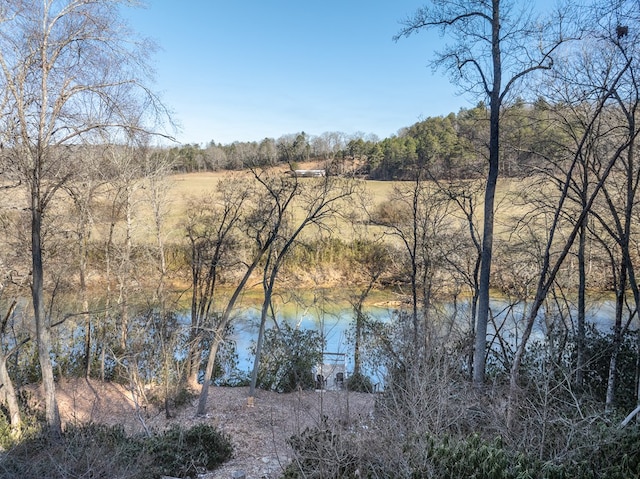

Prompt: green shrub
xmin=411 ymin=433 xmax=557 ymax=479
xmin=579 ymin=326 xmax=638 ymax=410
xmin=283 ymin=425 xmax=640 ymax=479
xmin=253 ymin=322 xmax=323 ymax=393
xmin=345 ymin=371 xmax=374 ymax=393
xmin=0 ymin=422 xmax=233 ymax=479
xmin=0 ymin=390 xmax=45 ymax=450
xmin=148 ymin=423 xmax=233 ymax=478
xmin=559 ymin=425 xmax=640 ymax=479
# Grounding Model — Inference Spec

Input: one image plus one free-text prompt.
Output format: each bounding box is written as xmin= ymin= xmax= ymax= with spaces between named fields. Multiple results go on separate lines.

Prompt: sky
xmin=123 ymin=1 xmax=473 ymax=146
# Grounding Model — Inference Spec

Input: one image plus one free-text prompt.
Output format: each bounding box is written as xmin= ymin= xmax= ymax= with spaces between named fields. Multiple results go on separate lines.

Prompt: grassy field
xmin=161 ymin=172 xmax=400 ymax=243
xmin=168 ymin=172 xmax=531 ymax=235
xmin=0 ymin=168 xmax=539 ymax=251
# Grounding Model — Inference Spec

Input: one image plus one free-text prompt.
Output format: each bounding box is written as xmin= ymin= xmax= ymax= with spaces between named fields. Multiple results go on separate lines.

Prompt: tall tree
xmin=584 ymin=6 xmax=640 ymax=410
xmin=62 ymin=146 xmax=105 ymax=378
xmin=0 ymin=0 xmax=168 ymax=436
xmin=506 ymin=47 xmax=635 ymax=426
xmin=396 ymin=0 xmax=566 ymax=384
xmin=184 ymin=178 xmax=250 ymax=388
xmin=372 ymin=169 xmax=451 ymax=349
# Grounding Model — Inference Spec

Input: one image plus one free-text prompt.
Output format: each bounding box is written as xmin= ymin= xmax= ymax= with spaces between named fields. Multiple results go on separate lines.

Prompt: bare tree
xmin=429 ymin=178 xmax=484 ymax=375
xmin=498 ymin=2 xmax=640 ymax=424
xmin=506 ymin=55 xmax=636 ymax=428
xmin=349 ymin=240 xmax=389 ymax=383
xmin=371 ymin=168 xmax=451 ymax=351
xmin=0 ymin=0 xmax=169 ymax=436
xmin=142 ymin=145 xmax=174 ymax=309
xmin=588 ymin=11 xmax=640 ymax=411
xmin=247 ymin=167 xmax=358 ymax=401
xmin=62 ymin=146 xmax=106 ymax=378
xmin=184 ymin=178 xmax=250 ymax=388
xmin=396 ymin=0 xmax=567 ymax=384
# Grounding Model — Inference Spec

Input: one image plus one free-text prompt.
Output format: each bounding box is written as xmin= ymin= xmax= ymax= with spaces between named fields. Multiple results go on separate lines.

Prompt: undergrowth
xmin=0 ymin=422 xmax=233 ymax=479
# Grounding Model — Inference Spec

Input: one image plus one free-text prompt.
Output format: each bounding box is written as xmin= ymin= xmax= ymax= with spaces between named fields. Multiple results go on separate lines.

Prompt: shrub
xmin=283 ymin=423 xmax=362 ymax=479
xmin=579 ymin=326 xmax=638 ymax=410
xmin=0 ymin=423 xmax=233 ymax=479
xmin=0 ymin=423 xmax=149 ymax=479
xmin=0 ymin=390 xmax=45 ymax=450
xmin=560 ymin=425 xmax=640 ymax=479
xmin=345 ymin=371 xmax=373 ymax=393
xmin=148 ymin=423 xmax=233 ymax=478
xmin=253 ymin=322 xmax=323 ymax=393
xmin=411 ymin=433 xmax=557 ymax=479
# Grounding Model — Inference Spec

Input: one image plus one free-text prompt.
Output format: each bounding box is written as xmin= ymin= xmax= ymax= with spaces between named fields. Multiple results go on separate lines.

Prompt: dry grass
xmin=0 ymin=169 xmax=543 ymax=257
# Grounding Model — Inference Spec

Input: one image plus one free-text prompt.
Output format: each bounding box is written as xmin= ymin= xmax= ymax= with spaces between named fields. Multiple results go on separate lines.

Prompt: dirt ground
xmin=29 ymin=379 xmax=375 ymax=479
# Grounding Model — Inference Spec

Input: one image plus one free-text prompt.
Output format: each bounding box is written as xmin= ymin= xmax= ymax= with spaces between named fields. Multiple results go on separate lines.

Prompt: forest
xmin=1 ymin=0 xmax=640 ymax=478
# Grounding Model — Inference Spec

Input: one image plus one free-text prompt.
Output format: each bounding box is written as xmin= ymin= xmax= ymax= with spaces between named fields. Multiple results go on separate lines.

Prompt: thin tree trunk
xmin=119 ymin=187 xmax=133 ymax=352
xmin=248 ymin=283 xmax=272 ymax=399
xmin=473 ymin=0 xmax=501 ymax=386
xmin=576 ymin=220 xmax=587 ymax=388
xmin=79 ymin=204 xmax=92 ymax=378
xmin=473 ymin=107 xmax=500 ymax=385
xmin=197 ymin=249 xmax=268 ymax=415
xmin=0 ymin=356 xmax=21 ymax=436
xmin=0 ymin=300 xmax=20 ymax=435
xmin=605 ymin=254 xmax=627 ymax=410
xmin=32 ymin=203 xmax=62 ymax=437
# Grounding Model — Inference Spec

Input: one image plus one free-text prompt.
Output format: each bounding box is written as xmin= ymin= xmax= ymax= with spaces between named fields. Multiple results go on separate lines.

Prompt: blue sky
xmin=124 ymin=1 xmax=473 ymax=146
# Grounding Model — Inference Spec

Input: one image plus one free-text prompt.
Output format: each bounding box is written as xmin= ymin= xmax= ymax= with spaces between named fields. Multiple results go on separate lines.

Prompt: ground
xmin=30 ymin=379 xmax=375 ymax=479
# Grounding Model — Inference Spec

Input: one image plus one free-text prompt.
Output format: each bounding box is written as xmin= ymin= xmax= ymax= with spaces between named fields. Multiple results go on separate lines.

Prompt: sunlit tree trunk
xmin=0 ymin=301 xmax=22 ymax=437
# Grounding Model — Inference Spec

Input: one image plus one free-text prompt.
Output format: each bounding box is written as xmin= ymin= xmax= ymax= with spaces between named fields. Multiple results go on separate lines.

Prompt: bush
xmin=579 ymin=326 xmax=638 ymax=410
xmin=0 ymin=390 xmax=45 ymax=450
xmin=0 ymin=422 xmax=233 ymax=479
xmin=283 ymin=419 xmax=640 ymax=479
xmin=253 ymin=322 xmax=323 ymax=393
xmin=560 ymin=425 xmax=640 ymax=479
xmin=412 ymin=433 xmax=557 ymax=479
xmin=345 ymin=371 xmax=373 ymax=393
xmin=283 ymin=422 xmax=362 ymax=479
xmin=148 ymin=423 xmax=233 ymax=478
xmin=0 ymin=423 xmax=149 ymax=479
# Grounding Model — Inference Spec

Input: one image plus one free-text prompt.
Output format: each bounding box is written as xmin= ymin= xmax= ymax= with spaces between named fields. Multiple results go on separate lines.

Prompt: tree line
xmin=165 ymin=101 xmax=561 ymax=181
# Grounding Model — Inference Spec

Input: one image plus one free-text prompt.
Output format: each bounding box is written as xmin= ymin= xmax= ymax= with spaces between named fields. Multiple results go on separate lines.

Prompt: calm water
xmin=226 ymin=304 xmax=394 ymax=385
xmin=180 ymin=297 xmax=631 ymax=387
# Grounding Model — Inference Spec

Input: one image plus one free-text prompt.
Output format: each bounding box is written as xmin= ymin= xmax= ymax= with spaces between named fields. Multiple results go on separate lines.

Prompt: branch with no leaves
xmin=620 ymin=405 xmax=640 ymax=428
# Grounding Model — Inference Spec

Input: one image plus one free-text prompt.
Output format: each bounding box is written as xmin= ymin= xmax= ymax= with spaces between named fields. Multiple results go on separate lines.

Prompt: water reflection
xmin=225 ymin=305 xmax=394 ymax=386
xmin=183 ymin=298 xmax=631 ymax=387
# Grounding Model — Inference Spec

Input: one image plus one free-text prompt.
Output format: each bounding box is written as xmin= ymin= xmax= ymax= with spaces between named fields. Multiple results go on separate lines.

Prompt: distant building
xmin=289 ymin=169 xmax=326 ymax=178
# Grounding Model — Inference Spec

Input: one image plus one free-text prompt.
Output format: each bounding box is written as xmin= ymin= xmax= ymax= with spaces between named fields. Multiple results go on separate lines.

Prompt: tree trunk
xmin=248 ymin=286 xmax=271 ymax=399
xmin=197 ymin=251 xmax=266 ymax=415
xmin=354 ymin=308 xmax=363 ymax=377
xmin=605 ymin=264 xmax=626 ymax=410
xmin=472 ymin=0 xmax=501 ymax=386
xmin=197 ymin=324 xmax=224 ymax=415
xmin=32 ymin=203 xmax=62 ymax=437
xmin=0 ymin=355 xmax=21 ymax=437
xmin=576 ymin=220 xmax=587 ymax=388
xmin=79 ymin=204 xmax=92 ymax=378
xmin=473 ymin=108 xmax=500 ymax=385
xmin=119 ymin=186 xmax=133 ymax=352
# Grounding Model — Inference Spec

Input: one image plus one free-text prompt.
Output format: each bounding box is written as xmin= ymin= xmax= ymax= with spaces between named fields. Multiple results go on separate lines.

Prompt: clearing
xmin=29 ymin=379 xmax=375 ymax=478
